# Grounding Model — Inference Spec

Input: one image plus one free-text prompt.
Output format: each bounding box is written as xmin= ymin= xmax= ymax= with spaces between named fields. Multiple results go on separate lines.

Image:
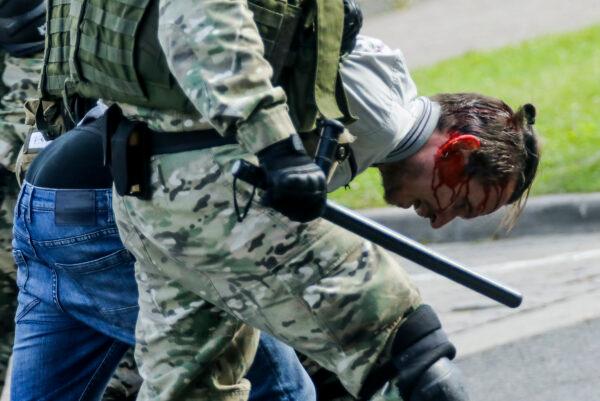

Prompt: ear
xmin=438 ymin=133 xmax=481 ymax=159
xmin=434 ymin=133 xmax=481 ymax=185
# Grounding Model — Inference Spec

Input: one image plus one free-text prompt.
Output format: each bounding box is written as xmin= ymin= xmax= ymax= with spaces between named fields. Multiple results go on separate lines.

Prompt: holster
xmin=101 ymin=104 xmax=237 ymax=200
xmin=103 ymin=105 xmax=152 ymax=200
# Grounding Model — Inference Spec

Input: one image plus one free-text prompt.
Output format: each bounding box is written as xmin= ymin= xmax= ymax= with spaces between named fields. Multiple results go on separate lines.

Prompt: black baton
xmin=231 ymin=159 xmax=522 ymax=308
xmin=232 ymin=119 xmax=523 ymax=308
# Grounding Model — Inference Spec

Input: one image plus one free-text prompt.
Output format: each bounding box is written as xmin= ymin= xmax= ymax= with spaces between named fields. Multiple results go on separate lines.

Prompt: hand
xmin=257 ymin=135 xmax=327 ymax=222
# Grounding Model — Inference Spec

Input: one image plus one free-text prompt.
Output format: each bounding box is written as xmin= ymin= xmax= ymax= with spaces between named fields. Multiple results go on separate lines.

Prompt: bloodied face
xmin=379 ymin=132 xmax=517 ymax=229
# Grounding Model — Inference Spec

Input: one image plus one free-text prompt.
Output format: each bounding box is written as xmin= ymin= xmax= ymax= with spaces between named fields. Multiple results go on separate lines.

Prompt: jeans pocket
xmin=13 ymin=250 xmax=29 ymax=291
xmin=15 ymin=290 xmax=41 ymax=323
xmin=56 ymin=249 xmax=139 ymax=329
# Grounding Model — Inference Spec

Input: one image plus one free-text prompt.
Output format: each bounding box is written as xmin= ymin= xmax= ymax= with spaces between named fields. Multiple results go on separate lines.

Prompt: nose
xmin=431 ymin=210 xmax=457 ymax=229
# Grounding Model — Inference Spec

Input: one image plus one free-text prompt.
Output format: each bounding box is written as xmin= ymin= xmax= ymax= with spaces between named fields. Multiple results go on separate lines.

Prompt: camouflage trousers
xmin=0 ymin=172 xmax=17 ymax=392
xmin=103 ymin=349 xmax=144 ymax=401
xmin=0 ymin=52 xmax=42 ymax=393
xmin=113 ymin=145 xmax=422 ymax=401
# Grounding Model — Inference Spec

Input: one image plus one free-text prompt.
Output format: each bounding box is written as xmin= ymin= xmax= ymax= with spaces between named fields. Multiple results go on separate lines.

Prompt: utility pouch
xmin=109 ymin=116 xmax=152 ymax=200
xmin=16 ymin=99 xmax=67 ymax=184
xmin=24 ymin=98 xmax=66 ymax=142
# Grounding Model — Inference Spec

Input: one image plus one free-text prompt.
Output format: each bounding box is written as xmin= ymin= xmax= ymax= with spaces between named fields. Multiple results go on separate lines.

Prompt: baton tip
xmin=506 ymin=295 xmax=523 ymax=309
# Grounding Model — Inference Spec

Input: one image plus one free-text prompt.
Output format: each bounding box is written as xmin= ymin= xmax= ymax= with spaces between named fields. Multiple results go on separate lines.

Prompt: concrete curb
xmin=361 ymin=193 xmax=600 ymax=243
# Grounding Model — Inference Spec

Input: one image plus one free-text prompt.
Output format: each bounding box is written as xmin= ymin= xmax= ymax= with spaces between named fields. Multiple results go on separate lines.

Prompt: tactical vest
xmin=41 ymin=0 xmax=352 ymax=133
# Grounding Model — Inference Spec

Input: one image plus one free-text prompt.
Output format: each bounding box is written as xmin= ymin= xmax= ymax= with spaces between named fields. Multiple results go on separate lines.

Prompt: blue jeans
xmin=11 ymin=183 xmax=315 ymax=401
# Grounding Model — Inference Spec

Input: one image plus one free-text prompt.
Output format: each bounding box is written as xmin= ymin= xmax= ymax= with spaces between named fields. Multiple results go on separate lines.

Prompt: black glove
xmin=257 ymin=134 xmax=327 ymax=222
xmin=410 ymin=358 xmax=470 ymax=401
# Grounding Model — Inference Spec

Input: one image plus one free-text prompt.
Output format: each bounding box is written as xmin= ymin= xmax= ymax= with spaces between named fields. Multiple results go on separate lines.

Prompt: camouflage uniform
xmin=105 ymin=1 xmax=426 ymax=400
xmin=0 ymin=53 xmax=41 ymax=170
xmin=0 ymin=51 xmax=42 ymax=392
xmin=114 ymin=144 xmax=422 ymax=401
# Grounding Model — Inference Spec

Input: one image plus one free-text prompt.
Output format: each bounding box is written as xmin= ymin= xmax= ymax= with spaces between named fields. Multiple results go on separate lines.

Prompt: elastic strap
xmin=358 ymin=305 xmax=455 ymax=400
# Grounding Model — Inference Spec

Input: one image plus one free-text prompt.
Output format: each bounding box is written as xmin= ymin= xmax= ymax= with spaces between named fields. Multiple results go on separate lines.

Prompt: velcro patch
xmin=24 ymin=131 xmax=53 ymax=154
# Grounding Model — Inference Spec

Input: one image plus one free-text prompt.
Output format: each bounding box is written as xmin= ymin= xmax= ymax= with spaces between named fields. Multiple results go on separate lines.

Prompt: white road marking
xmin=412 ymin=248 xmax=600 ymax=281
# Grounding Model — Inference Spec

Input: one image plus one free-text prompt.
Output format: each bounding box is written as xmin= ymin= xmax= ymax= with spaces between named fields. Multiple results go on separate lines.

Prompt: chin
xmin=384 ymin=191 xmax=409 ymax=208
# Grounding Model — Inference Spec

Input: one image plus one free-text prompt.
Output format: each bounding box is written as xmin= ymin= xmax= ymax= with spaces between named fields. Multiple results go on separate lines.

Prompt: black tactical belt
xmin=104 ymin=102 xmax=240 ymax=200
xmin=149 ymin=129 xmax=238 ymax=156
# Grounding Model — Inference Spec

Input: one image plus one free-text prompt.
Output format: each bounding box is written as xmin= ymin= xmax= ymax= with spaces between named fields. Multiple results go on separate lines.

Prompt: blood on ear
xmin=432 ymin=132 xmax=508 ymax=215
xmin=432 ymin=133 xmax=480 ymax=209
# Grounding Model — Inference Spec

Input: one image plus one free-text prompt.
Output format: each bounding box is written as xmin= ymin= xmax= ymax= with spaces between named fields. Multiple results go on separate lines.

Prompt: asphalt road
xmin=396 ymin=231 xmax=600 ymax=400
xmin=459 ymin=317 xmax=600 ymax=401
xmin=362 ymin=0 xmax=600 ymax=67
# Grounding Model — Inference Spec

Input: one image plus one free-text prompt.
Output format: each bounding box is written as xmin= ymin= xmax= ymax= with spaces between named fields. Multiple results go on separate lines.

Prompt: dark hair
xmin=432 ymin=93 xmax=540 ymax=226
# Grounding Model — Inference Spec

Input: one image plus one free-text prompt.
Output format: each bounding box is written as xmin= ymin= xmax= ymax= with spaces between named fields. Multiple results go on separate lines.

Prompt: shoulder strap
xmin=314 ymin=0 xmax=344 ymax=119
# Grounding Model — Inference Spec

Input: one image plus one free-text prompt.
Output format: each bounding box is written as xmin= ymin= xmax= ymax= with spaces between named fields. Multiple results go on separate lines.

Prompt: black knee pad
xmin=359 ymin=305 xmax=457 ymax=400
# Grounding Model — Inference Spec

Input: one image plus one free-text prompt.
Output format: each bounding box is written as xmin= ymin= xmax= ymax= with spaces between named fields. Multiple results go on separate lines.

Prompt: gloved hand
xmin=410 ymin=358 xmax=470 ymax=401
xmin=257 ymin=134 xmax=327 ymax=222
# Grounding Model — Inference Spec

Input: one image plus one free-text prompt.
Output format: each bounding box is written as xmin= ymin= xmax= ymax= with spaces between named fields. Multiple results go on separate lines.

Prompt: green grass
xmin=331 ymin=24 xmax=600 ymax=209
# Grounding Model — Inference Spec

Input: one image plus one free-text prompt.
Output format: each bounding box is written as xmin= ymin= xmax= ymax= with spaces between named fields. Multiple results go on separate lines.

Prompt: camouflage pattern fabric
xmin=0 ymin=51 xmax=7 ymax=394
xmin=0 ymin=53 xmax=42 ymax=171
xmin=0 ymin=170 xmax=17 ymax=393
xmin=116 ymin=0 xmax=297 ymax=153
xmin=103 ymin=348 xmax=143 ymax=401
xmin=113 ymin=145 xmax=422 ymax=401
xmin=0 ymin=51 xmax=42 ymax=392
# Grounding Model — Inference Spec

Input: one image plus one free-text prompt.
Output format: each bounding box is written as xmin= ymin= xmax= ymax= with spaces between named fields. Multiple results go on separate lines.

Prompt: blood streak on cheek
xmin=485 ymin=182 xmax=508 ymax=212
xmin=432 ymin=133 xmax=490 ymax=214
xmin=469 ymin=181 xmax=509 ymax=215
xmin=432 ymin=148 xmax=470 ymax=211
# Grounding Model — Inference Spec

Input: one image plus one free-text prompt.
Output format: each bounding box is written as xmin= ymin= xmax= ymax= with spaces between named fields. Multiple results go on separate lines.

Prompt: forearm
xmin=157 ymin=0 xmax=295 ymax=153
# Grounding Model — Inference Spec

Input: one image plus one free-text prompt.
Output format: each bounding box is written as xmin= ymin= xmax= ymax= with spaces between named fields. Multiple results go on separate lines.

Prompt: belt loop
xmin=15 ymin=184 xmax=25 ymax=219
xmin=106 ymin=190 xmax=114 ymax=223
xmin=26 ymin=186 xmax=35 ymax=223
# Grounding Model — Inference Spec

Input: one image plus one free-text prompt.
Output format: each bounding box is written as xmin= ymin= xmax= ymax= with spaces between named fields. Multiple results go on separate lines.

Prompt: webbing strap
xmin=79 ymin=62 xmax=145 ymax=97
xmin=48 ymin=18 xmax=70 ymax=34
xmin=247 ymin=1 xmax=282 ymax=61
xmin=68 ymin=0 xmax=87 ymax=89
xmin=83 ymin=3 xmax=138 ymax=35
xmin=314 ymin=0 xmax=344 ymax=119
xmin=111 ymin=0 xmax=149 ymax=7
xmin=79 ymin=34 xmax=132 ymax=65
xmin=250 ymin=3 xmax=285 ymax=29
xmin=45 ymin=74 xmax=71 ymax=92
xmin=68 ymin=0 xmax=83 ymax=19
xmin=48 ymin=46 xmax=70 ymax=63
xmin=268 ymin=3 xmax=302 ymax=83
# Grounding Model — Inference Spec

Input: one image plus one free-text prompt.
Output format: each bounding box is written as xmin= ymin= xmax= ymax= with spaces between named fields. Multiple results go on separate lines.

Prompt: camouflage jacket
xmin=117 ymin=0 xmax=298 ymax=154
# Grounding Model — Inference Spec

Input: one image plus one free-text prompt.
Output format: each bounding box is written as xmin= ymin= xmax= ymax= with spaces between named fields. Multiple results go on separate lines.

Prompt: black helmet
xmin=0 ymin=0 xmax=45 ymax=56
